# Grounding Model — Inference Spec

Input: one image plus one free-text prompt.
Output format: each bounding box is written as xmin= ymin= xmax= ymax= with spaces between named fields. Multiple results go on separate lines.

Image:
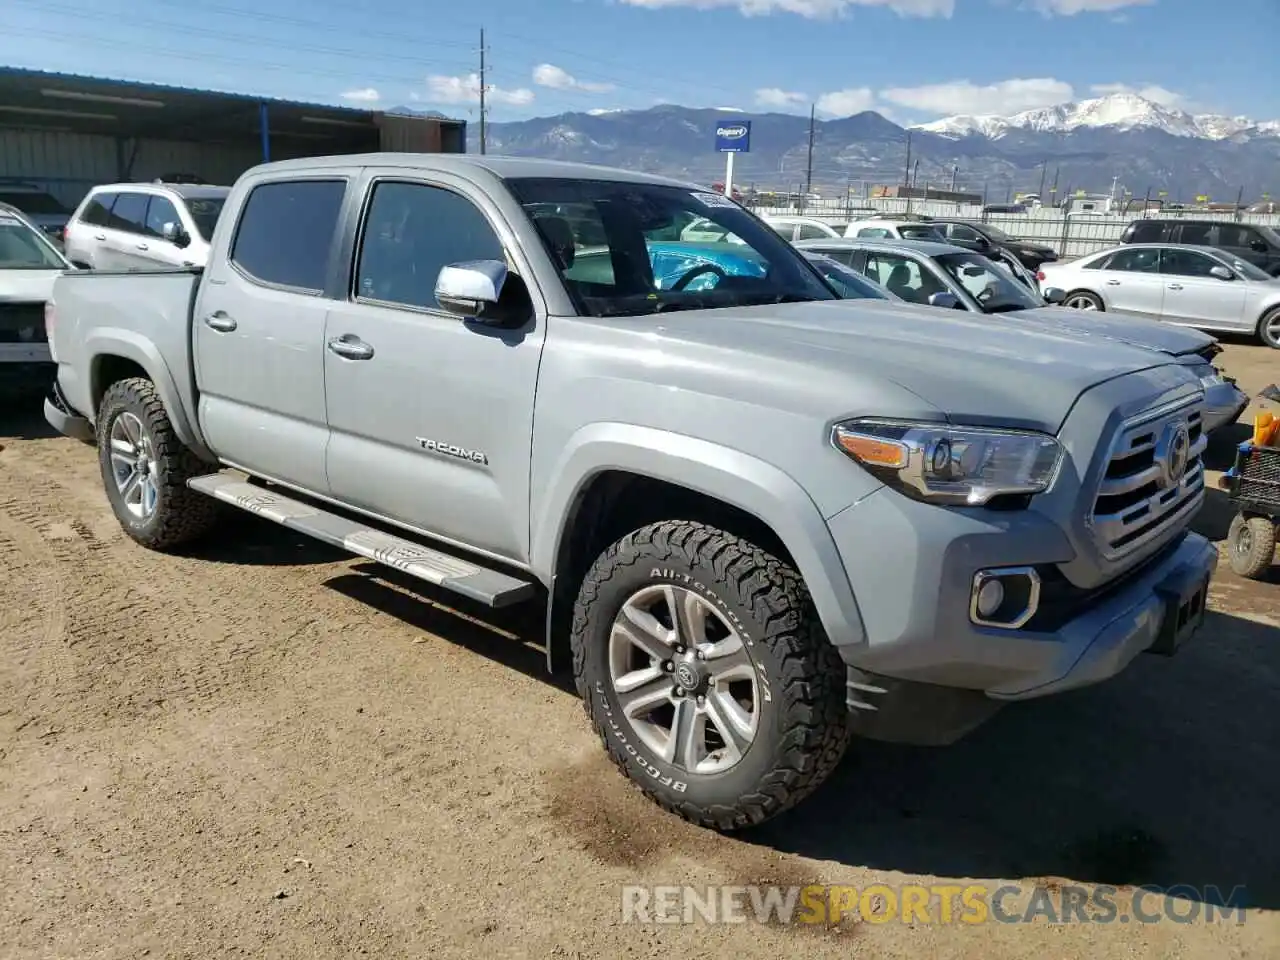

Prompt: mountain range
xmin=390 ymin=93 xmax=1280 ymax=201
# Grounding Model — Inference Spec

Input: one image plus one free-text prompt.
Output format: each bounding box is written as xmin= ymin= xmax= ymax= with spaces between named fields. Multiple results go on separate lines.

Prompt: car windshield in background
xmin=0 ymin=191 xmax=69 ymax=215
xmin=0 ymin=216 xmax=67 ymax=268
xmin=184 ymin=197 xmax=227 ymax=241
xmin=802 ymin=253 xmax=891 ymax=300
xmin=506 ymin=178 xmax=835 ymax=317
xmin=1224 ymin=255 xmax=1272 ymax=281
xmin=980 ymin=222 xmax=1010 ymax=240
xmin=936 ymin=252 xmax=1042 ymax=313
xmin=899 ymin=225 xmax=946 ymax=241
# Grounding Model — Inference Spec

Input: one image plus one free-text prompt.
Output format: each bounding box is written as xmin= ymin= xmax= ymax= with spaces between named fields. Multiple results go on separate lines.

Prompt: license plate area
xmin=1150 ymin=568 xmax=1209 ymax=656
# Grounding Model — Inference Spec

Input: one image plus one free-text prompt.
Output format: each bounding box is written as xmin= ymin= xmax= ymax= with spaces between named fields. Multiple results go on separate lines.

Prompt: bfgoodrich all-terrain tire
xmin=571 ymin=520 xmax=850 ymax=831
xmin=1227 ymin=513 xmax=1277 ymax=580
xmin=96 ymin=377 xmax=218 ymax=550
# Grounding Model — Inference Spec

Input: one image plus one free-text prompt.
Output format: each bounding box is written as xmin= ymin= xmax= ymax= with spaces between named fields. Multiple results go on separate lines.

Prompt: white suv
xmin=64 ymin=182 xmax=229 ymax=270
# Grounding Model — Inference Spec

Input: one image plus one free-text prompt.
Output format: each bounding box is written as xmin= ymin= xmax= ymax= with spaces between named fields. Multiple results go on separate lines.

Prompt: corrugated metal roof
xmin=0 ymin=65 xmax=462 ymax=122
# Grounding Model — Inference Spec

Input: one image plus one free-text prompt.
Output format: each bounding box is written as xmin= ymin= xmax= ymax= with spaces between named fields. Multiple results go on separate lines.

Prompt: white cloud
xmin=880 ymin=77 xmax=1074 ymax=115
xmin=756 ymin=87 xmax=808 ymax=108
xmin=619 ymin=0 xmax=954 ymax=19
xmin=715 ymin=106 xmax=746 ymax=111
xmin=587 ymin=107 xmax=625 ymax=115
xmin=815 ymin=87 xmax=877 ymax=116
xmin=340 ymin=87 xmax=380 ymax=103
xmin=426 ymin=73 xmax=534 ymax=106
xmin=532 ymin=63 xmax=615 ymax=93
xmin=1090 ymin=82 xmax=1185 ymax=108
xmin=1025 ymin=0 xmax=1153 ymax=14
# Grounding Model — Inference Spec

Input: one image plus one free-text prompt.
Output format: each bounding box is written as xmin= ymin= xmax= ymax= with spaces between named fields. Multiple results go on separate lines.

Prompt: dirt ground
xmin=2 ymin=341 xmax=1278 ymax=960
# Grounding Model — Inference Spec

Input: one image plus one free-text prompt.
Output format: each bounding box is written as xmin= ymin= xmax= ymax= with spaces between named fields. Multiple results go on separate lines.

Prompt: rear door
xmin=1092 ymin=247 xmax=1165 ymax=317
xmin=64 ymin=190 xmax=116 ymax=267
xmin=1158 ymin=247 xmax=1250 ymax=330
xmin=101 ymin=192 xmax=151 ymax=269
xmin=193 ymin=176 xmax=348 ymax=493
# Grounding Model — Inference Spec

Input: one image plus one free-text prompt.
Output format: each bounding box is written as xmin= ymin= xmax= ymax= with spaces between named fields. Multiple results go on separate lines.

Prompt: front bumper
xmin=826 ymin=487 xmax=1217 ymax=701
xmin=1201 ymin=381 xmax=1249 ymax=433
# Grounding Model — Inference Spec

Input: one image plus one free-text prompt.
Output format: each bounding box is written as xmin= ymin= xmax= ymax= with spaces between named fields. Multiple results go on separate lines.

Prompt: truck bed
xmin=49 ymin=268 xmax=203 ymax=438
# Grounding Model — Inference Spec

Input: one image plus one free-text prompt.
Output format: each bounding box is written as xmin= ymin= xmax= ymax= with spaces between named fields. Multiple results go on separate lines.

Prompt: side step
xmin=188 ymin=474 xmax=536 ymax=608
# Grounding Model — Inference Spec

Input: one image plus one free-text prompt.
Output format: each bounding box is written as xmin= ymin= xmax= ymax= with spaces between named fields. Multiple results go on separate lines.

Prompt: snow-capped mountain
xmin=916 ymin=93 xmax=1280 ymax=142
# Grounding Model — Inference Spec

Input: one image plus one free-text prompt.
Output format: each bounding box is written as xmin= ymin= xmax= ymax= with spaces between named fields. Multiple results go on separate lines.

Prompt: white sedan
xmin=0 ymin=202 xmax=75 ymax=364
xmin=1040 ymin=242 xmax=1280 ymax=349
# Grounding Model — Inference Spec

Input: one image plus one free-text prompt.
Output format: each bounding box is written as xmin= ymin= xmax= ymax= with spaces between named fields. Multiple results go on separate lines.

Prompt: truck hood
xmin=642 ymin=298 xmax=1189 ymax=433
xmin=991 ymin=305 xmax=1215 ymax=357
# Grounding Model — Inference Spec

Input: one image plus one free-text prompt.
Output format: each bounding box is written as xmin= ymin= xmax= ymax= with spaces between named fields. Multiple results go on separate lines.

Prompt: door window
xmin=107 ymin=193 xmax=148 ymax=234
xmin=355 ymin=180 xmax=504 ymax=310
xmin=1174 ymin=223 xmax=1214 ymax=245
xmin=864 ymin=253 xmax=946 ymax=304
xmin=948 ymin=224 xmax=981 ymax=242
xmin=1101 ymin=248 xmax=1160 ymax=273
xmin=1125 ymin=220 xmax=1164 ymax=243
xmin=1160 ymin=248 xmax=1220 ymax=278
xmin=856 ymin=227 xmax=891 ymax=239
xmin=795 ymin=223 xmax=831 ymax=240
xmin=80 ymin=192 xmax=116 ymax=227
xmin=230 ymin=179 xmax=346 ymax=293
xmin=144 ymin=195 xmax=181 ymax=238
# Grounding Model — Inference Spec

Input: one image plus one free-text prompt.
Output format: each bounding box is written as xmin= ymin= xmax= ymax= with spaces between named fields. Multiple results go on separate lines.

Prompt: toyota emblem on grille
xmin=1155 ymin=421 xmax=1191 ymax=489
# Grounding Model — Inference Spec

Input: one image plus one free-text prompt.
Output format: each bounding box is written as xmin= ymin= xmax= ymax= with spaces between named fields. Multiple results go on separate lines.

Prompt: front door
xmin=1158 ymin=247 xmax=1250 ymax=330
xmin=100 ymin=192 xmax=152 ymax=270
xmin=193 ymin=176 xmax=348 ymax=492
xmin=322 ymin=175 xmax=545 ymax=562
xmin=1094 ymin=247 xmax=1165 ymax=317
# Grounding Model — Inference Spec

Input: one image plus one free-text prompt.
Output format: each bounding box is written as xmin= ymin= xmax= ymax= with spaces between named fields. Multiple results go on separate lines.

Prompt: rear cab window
xmin=229 ymin=179 xmax=346 ymax=293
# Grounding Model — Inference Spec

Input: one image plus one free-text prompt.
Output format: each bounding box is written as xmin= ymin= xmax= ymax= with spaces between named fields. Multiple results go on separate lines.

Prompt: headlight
xmin=832 ymin=418 xmax=1064 ymax=506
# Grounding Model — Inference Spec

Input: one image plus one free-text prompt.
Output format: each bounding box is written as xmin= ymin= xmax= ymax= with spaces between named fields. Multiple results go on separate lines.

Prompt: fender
xmin=86 ymin=327 xmax=215 ymax=462
xmin=531 ymin=422 xmax=869 ymax=662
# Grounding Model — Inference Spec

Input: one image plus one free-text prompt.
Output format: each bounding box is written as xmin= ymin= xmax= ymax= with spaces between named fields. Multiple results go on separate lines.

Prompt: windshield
xmin=507 ymin=178 xmax=835 ymax=316
xmin=899 ymin=224 xmax=947 ymax=241
xmin=936 ymin=252 xmax=1043 ymax=313
xmin=802 ymin=254 xmax=893 ymax=300
xmin=1258 ymin=225 xmax=1280 ymax=248
xmin=1225 ymin=255 xmax=1272 ymax=281
xmin=979 ymin=222 xmax=1010 ymax=240
xmin=184 ymin=197 xmax=226 ymax=241
xmin=0 ymin=191 xmax=69 ymax=216
xmin=0 ymin=215 xmax=67 ymax=268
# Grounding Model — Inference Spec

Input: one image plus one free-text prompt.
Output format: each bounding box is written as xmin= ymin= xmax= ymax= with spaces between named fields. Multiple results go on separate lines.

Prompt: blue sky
xmin=2 ymin=0 xmax=1277 ymax=123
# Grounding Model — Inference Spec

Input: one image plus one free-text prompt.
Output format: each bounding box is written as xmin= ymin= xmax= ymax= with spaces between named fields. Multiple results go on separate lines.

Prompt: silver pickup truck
xmin=44 ymin=154 xmax=1217 ymax=831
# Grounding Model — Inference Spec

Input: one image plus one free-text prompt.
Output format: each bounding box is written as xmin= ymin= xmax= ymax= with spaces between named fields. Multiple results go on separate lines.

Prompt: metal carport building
xmin=0 ymin=67 xmax=466 ymax=209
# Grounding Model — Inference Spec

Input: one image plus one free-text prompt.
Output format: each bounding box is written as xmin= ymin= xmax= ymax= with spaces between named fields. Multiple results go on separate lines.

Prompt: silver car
xmin=796 ymin=237 xmax=1249 ymax=432
xmin=1039 ymin=243 xmax=1280 ymax=350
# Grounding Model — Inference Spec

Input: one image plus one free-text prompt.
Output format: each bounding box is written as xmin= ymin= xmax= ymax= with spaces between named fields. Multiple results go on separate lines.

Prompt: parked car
xmin=0 ymin=202 xmax=75 ymax=365
xmin=843 ymin=218 xmax=947 ymax=242
xmin=63 ymin=182 xmax=230 ymax=270
xmin=798 ymin=237 xmax=1248 ymax=432
xmin=44 ymin=154 xmax=1217 ymax=830
xmin=931 ymin=218 xmax=1059 ymax=270
xmin=1039 ymin=242 xmax=1280 ymax=349
xmin=761 ymin=215 xmax=845 ymax=241
xmin=1120 ymin=218 xmax=1280 ymax=277
xmin=0 ymin=183 xmax=72 ymax=244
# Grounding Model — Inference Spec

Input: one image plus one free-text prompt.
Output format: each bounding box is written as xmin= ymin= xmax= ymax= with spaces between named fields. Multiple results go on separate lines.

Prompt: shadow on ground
xmin=0 ymin=374 xmax=59 ymax=442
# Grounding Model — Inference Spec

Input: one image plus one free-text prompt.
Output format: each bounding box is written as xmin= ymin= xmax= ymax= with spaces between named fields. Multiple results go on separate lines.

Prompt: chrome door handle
xmin=1167 ymin=283 xmax=1183 ymax=290
xmin=203 ymin=313 xmax=237 ymax=332
xmin=136 ymin=243 xmax=149 ymax=251
xmin=327 ymin=336 xmax=375 ymax=360
xmin=1105 ymin=279 xmax=1121 ymax=285
xmin=93 ymin=233 xmax=106 ymax=241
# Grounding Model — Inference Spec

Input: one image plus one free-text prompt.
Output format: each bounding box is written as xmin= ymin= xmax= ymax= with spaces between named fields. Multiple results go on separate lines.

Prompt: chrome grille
xmin=1089 ymin=396 xmax=1206 ymax=560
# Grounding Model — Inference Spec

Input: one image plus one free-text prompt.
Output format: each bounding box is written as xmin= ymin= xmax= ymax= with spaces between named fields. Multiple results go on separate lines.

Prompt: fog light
xmin=970 ymin=567 xmax=1041 ymax=629
xmin=975 ymin=578 xmax=1005 ymax=618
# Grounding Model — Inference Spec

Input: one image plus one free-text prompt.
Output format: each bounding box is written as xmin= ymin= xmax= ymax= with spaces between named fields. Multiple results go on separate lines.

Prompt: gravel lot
xmin=2 ymin=341 xmax=1278 ymax=959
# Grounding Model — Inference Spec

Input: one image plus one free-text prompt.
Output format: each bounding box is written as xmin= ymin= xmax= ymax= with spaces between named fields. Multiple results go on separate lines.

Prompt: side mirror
xmin=1042 ymin=286 xmax=1066 ymax=304
xmin=927 ymin=291 xmax=961 ymax=309
xmin=435 ymin=259 xmax=509 ymax=321
xmin=1250 ymin=240 xmax=1268 ymax=253
xmin=975 ymin=236 xmax=990 ymax=250
xmin=161 ymin=222 xmax=190 ymax=248
xmin=1209 ymin=265 xmax=1234 ymax=281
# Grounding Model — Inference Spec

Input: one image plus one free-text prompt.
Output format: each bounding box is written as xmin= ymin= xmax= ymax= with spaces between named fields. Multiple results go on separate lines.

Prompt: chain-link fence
xmin=745 ymin=196 xmax=1280 ymax=260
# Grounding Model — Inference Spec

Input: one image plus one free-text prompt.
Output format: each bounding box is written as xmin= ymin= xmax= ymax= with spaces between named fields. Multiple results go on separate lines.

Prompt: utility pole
xmin=902 ymin=130 xmax=912 ymax=187
xmin=478 ymin=27 xmax=487 ymax=155
xmin=911 ymin=158 xmax=920 ymax=188
xmin=1050 ymin=165 xmax=1059 ymax=206
xmin=1235 ymin=184 xmax=1245 ymax=220
xmin=950 ymin=164 xmax=958 ymax=192
xmin=1037 ymin=159 xmax=1047 ymax=201
xmin=804 ymin=103 xmax=815 ymax=198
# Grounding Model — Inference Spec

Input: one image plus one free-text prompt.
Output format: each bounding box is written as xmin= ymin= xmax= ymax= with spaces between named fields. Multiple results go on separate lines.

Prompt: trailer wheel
xmin=1227 ymin=514 xmax=1277 ymax=580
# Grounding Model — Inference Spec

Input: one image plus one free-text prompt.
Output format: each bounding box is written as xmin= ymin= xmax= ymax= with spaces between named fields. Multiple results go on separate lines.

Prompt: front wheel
xmin=1256 ymin=308 xmax=1280 ymax=350
xmin=97 ymin=377 xmax=219 ymax=550
xmin=1228 ymin=514 xmax=1277 ymax=580
xmin=1063 ymin=289 xmax=1104 ymax=311
xmin=571 ymin=520 xmax=850 ymax=831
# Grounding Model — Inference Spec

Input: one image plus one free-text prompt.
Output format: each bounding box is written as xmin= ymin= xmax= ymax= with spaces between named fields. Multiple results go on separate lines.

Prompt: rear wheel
xmin=1064 ymin=289 xmax=1103 ymax=311
xmin=1228 ymin=514 xmax=1276 ymax=580
xmin=97 ymin=377 xmax=218 ymax=550
xmin=1256 ymin=307 xmax=1280 ymax=350
xmin=571 ymin=520 xmax=850 ymax=831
